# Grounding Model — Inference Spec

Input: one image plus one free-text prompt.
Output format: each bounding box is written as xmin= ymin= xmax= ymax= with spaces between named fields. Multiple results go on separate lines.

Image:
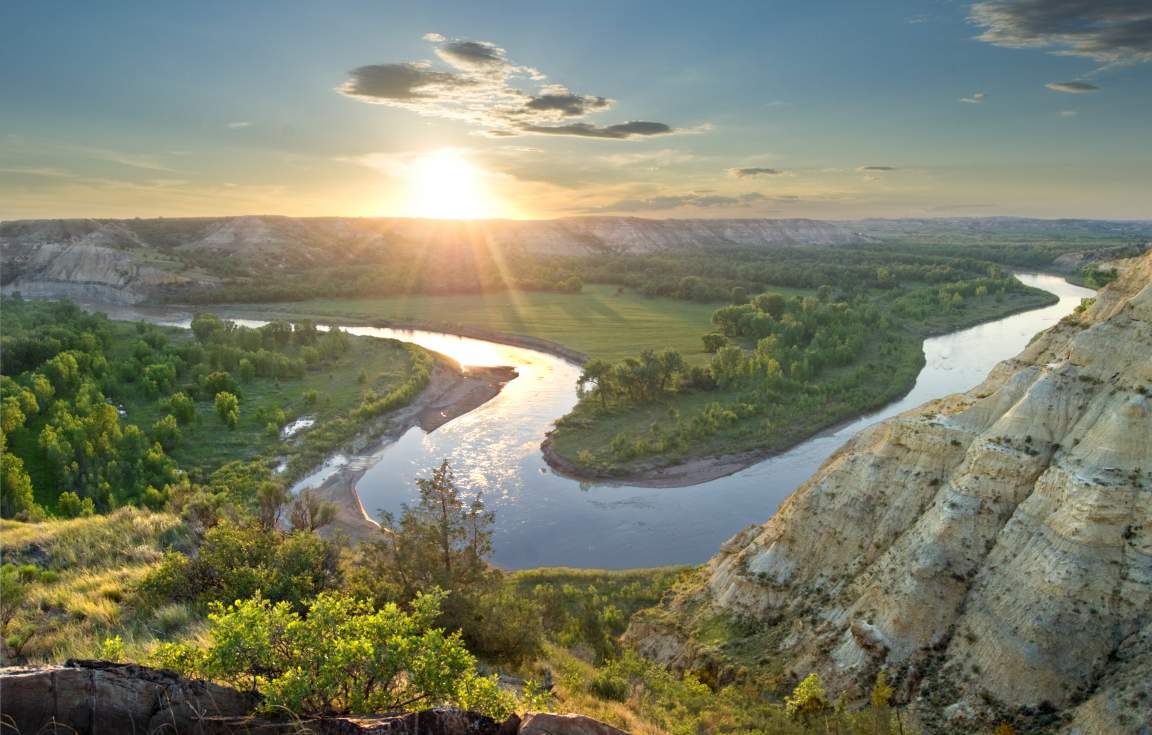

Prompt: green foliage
xmin=99 ymin=634 xmax=126 ymax=662
xmin=136 ymin=522 xmax=341 ymax=612
xmin=152 ymin=591 xmax=515 ymax=718
xmin=168 ymin=392 xmax=196 ymax=424
xmin=56 ymin=491 xmax=95 ymax=518
xmin=214 ymin=391 xmax=240 ymax=428
xmin=347 ymin=460 xmax=543 ymax=666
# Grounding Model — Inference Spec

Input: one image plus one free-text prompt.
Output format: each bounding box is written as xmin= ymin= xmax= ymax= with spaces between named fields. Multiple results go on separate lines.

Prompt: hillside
xmin=4 ymin=215 xmax=1148 ymax=304
xmin=626 ymin=251 xmax=1152 ymax=733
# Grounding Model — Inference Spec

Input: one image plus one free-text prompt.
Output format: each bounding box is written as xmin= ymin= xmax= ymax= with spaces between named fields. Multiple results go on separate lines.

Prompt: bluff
xmin=627 ymin=252 xmax=1152 ymax=734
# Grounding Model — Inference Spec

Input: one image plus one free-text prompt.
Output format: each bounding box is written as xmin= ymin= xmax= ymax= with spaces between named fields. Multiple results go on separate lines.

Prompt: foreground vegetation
xmin=1 ymin=460 xmax=937 ymax=733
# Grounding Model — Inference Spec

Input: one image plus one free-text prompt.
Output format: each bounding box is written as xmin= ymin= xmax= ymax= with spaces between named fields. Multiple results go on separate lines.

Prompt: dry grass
xmin=1 ymin=508 xmax=201 ymax=663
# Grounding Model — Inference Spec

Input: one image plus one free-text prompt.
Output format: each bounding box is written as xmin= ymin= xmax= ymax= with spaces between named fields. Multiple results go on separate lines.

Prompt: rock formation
xmin=628 ymin=252 xmax=1152 ymax=734
xmin=0 ymin=660 xmax=628 ymax=735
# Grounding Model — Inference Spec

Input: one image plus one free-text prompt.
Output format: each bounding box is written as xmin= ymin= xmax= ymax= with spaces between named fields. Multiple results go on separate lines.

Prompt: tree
xmin=151 ymin=592 xmax=513 ymax=718
xmin=365 ymin=461 xmax=494 ymax=600
xmin=255 ymin=481 xmax=291 ymax=530
xmin=577 ymin=360 xmax=614 ymax=408
xmin=169 ymin=392 xmax=196 ymax=425
xmin=152 ymin=415 xmax=181 ymax=450
xmin=0 ymin=450 xmax=38 ymax=519
xmin=201 ymin=371 xmax=238 ymax=397
xmin=238 ymin=358 xmax=256 ymax=382
xmin=729 ymin=286 xmax=748 ymax=305
xmin=785 ymin=673 xmax=829 ymax=721
xmin=190 ymin=313 xmax=228 ymax=343
xmin=214 ymin=392 xmax=240 ymax=429
xmin=701 ymin=333 xmax=729 ymax=354
xmin=57 ymin=491 xmax=95 ymax=518
xmin=753 ymin=292 xmax=786 ymax=318
xmin=289 ymin=489 xmax=335 ymax=532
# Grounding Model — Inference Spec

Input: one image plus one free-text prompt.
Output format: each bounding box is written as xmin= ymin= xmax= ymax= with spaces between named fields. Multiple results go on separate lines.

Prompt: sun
xmin=405 ymin=149 xmax=497 ymax=220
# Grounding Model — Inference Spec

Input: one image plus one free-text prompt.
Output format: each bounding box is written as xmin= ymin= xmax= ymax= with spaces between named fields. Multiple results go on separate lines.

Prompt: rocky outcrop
xmin=0 ymin=659 xmax=257 ymax=734
xmin=628 ymin=252 xmax=1152 ymax=733
xmin=0 ymin=660 xmax=627 ymax=735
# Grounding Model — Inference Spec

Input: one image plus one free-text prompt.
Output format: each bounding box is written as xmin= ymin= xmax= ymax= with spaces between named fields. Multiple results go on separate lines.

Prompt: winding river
xmin=93 ymin=274 xmax=1094 ymax=569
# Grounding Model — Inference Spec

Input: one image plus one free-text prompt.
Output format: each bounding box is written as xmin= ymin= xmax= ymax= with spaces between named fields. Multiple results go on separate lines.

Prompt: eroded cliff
xmin=628 ymin=252 xmax=1152 ymax=734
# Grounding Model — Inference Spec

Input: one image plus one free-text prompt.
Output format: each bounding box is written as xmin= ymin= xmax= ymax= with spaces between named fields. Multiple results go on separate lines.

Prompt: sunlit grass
xmin=219 ymin=285 xmax=725 ymax=364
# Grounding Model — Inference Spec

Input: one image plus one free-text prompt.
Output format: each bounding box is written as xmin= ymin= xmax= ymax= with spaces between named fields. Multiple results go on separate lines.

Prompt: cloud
xmin=341 ymin=63 xmax=476 ymax=102
xmin=1045 ymin=80 xmax=1099 ymax=92
xmin=340 ymin=35 xmax=682 ymax=139
xmin=1057 ymin=109 xmax=1079 ymax=116
xmin=970 ymin=0 xmax=1152 ymax=64
xmin=960 ymin=91 xmax=987 ymax=103
xmin=226 ymin=121 xmax=252 ymax=128
xmin=519 ymin=121 xmax=673 ymax=139
xmin=858 ymin=165 xmax=897 ymax=171
xmin=730 ymin=167 xmax=784 ymax=177
xmin=597 ymin=191 xmax=768 ymax=212
xmin=525 ymin=89 xmax=611 ymax=117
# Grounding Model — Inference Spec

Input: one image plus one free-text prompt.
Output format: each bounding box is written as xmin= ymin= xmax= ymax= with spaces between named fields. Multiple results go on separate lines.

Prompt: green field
xmin=223 ymin=285 xmax=724 ymax=364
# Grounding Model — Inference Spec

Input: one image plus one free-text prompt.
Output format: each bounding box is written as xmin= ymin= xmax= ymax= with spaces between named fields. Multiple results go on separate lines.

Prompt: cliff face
xmin=630 ymin=253 xmax=1152 ymax=733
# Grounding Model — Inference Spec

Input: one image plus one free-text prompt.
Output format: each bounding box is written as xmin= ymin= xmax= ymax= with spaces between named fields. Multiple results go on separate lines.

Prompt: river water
xmin=91 ymin=274 xmax=1093 ymax=569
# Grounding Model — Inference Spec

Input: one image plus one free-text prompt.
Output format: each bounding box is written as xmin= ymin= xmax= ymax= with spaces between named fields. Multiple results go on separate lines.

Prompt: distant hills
xmin=2 ymin=215 xmax=1150 ymax=304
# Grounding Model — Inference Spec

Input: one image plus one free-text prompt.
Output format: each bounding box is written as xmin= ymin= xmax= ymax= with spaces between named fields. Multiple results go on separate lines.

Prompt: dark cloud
xmin=437 ymin=40 xmax=508 ymax=70
xmin=970 ymin=0 xmax=1152 ymax=64
xmin=525 ymin=93 xmax=611 ymax=117
xmin=520 ymin=121 xmax=674 ymax=139
xmin=731 ymin=167 xmax=783 ymax=177
xmin=341 ymin=63 xmax=473 ymax=101
xmin=1045 ymin=80 xmax=1100 ymax=92
xmin=340 ymin=35 xmax=682 ymax=140
xmin=858 ymin=165 xmax=897 ymax=171
xmin=598 ymin=192 xmax=767 ymax=212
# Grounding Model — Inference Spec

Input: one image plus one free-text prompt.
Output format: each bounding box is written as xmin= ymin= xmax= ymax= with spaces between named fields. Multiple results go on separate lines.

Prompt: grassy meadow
xmin=222 ymin=284 xmax=723 ymax=364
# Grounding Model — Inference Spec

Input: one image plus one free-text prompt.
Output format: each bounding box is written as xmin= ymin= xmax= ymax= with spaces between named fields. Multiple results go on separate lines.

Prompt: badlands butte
xmin=628 ymin=250 xmax=1152 ymax=734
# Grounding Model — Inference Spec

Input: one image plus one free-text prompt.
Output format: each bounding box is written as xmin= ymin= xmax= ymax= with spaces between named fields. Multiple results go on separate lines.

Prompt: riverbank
xmin=301 ymin=361 xmax=517 ymax=543
xmin=542 ymin=283 xmax=1063 ymax=487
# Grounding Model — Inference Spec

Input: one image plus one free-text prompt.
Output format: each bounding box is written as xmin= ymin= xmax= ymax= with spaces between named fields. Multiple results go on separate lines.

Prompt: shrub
xmin=152 ymin=591 xmax=515 ymax=718
xmin=57 ymin=491 xmax=95 ymax=519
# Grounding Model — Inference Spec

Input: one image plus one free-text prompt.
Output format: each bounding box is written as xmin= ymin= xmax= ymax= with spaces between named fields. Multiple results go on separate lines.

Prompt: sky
xmin=1 ymin=0 xmax=1150 ymax=220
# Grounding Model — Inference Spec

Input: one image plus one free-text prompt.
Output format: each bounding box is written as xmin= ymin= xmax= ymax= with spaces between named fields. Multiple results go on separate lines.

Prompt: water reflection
xmin=88 ymin=274 xmax=1094 ymax=569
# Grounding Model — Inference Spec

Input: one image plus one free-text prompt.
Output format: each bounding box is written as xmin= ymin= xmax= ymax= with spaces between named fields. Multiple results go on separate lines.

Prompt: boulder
xmin=0 ymin=659 xmax=256 ymax=734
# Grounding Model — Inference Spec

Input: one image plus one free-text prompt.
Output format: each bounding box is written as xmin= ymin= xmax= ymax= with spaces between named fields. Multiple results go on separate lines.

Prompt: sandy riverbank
xmin=301 ymin=360 xmax=517 ymax=543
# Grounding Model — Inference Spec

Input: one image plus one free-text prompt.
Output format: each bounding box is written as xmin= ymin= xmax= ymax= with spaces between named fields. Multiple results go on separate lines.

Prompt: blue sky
xmin=1 ymin=0 xmax=1149 ymax=219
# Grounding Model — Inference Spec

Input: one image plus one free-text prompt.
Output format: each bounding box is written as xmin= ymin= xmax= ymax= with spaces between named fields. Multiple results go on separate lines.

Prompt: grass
xmin=548 ymin=286 xmax=1057 ymax=477
xmin=1 ymin=508 xmax=201 ymax=662
xmin=219 ymin=284 xmax=723 ymax=364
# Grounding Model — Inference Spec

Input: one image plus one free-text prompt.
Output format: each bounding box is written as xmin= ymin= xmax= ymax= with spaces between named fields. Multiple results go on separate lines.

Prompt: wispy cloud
xmin=960 ymin=91 xmax=987 ymax=103
xmin=1045 ymin=80 xmax=1099 ymax=93
xmin=730 ymin=167 xmax=784 ymax=177
xmin=226 ymin=121 xmax=252 ymax=129
xmin=1057 ymin=109 xmax=1079 ymax=117
xmin=858 ymin=165 xmax=897 ymax=171
xmin=970 ymin=0 xmax=1152 ymax=64
xmin=596 ymin=191 xmax=769 ymax=212
xmin=340 ymin=35 xmax=684 ymax=140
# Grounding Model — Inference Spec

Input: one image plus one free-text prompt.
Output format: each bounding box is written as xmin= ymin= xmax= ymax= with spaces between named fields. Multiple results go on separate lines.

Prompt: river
xmin=90 ymin=273 xmax=1094 ymax=569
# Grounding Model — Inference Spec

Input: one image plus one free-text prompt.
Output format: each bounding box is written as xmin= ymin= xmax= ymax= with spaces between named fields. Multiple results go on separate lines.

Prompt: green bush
xmin=152 ymin=591 xmax=515 ymax=718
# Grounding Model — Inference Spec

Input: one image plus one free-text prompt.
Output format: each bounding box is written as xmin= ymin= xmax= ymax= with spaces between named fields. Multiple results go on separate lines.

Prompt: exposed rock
xmin=627 ymin=252 xmax=1152 ymax=733
xmin=199 ymin=708 xmax=514 ymax=734
xmin=519 ymin=712 xmax=630 ymax=735
xmin=0 ymin=659 xmax=257 ymax=734
xmin=0 ymin=661 xmax=617 ymax=735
